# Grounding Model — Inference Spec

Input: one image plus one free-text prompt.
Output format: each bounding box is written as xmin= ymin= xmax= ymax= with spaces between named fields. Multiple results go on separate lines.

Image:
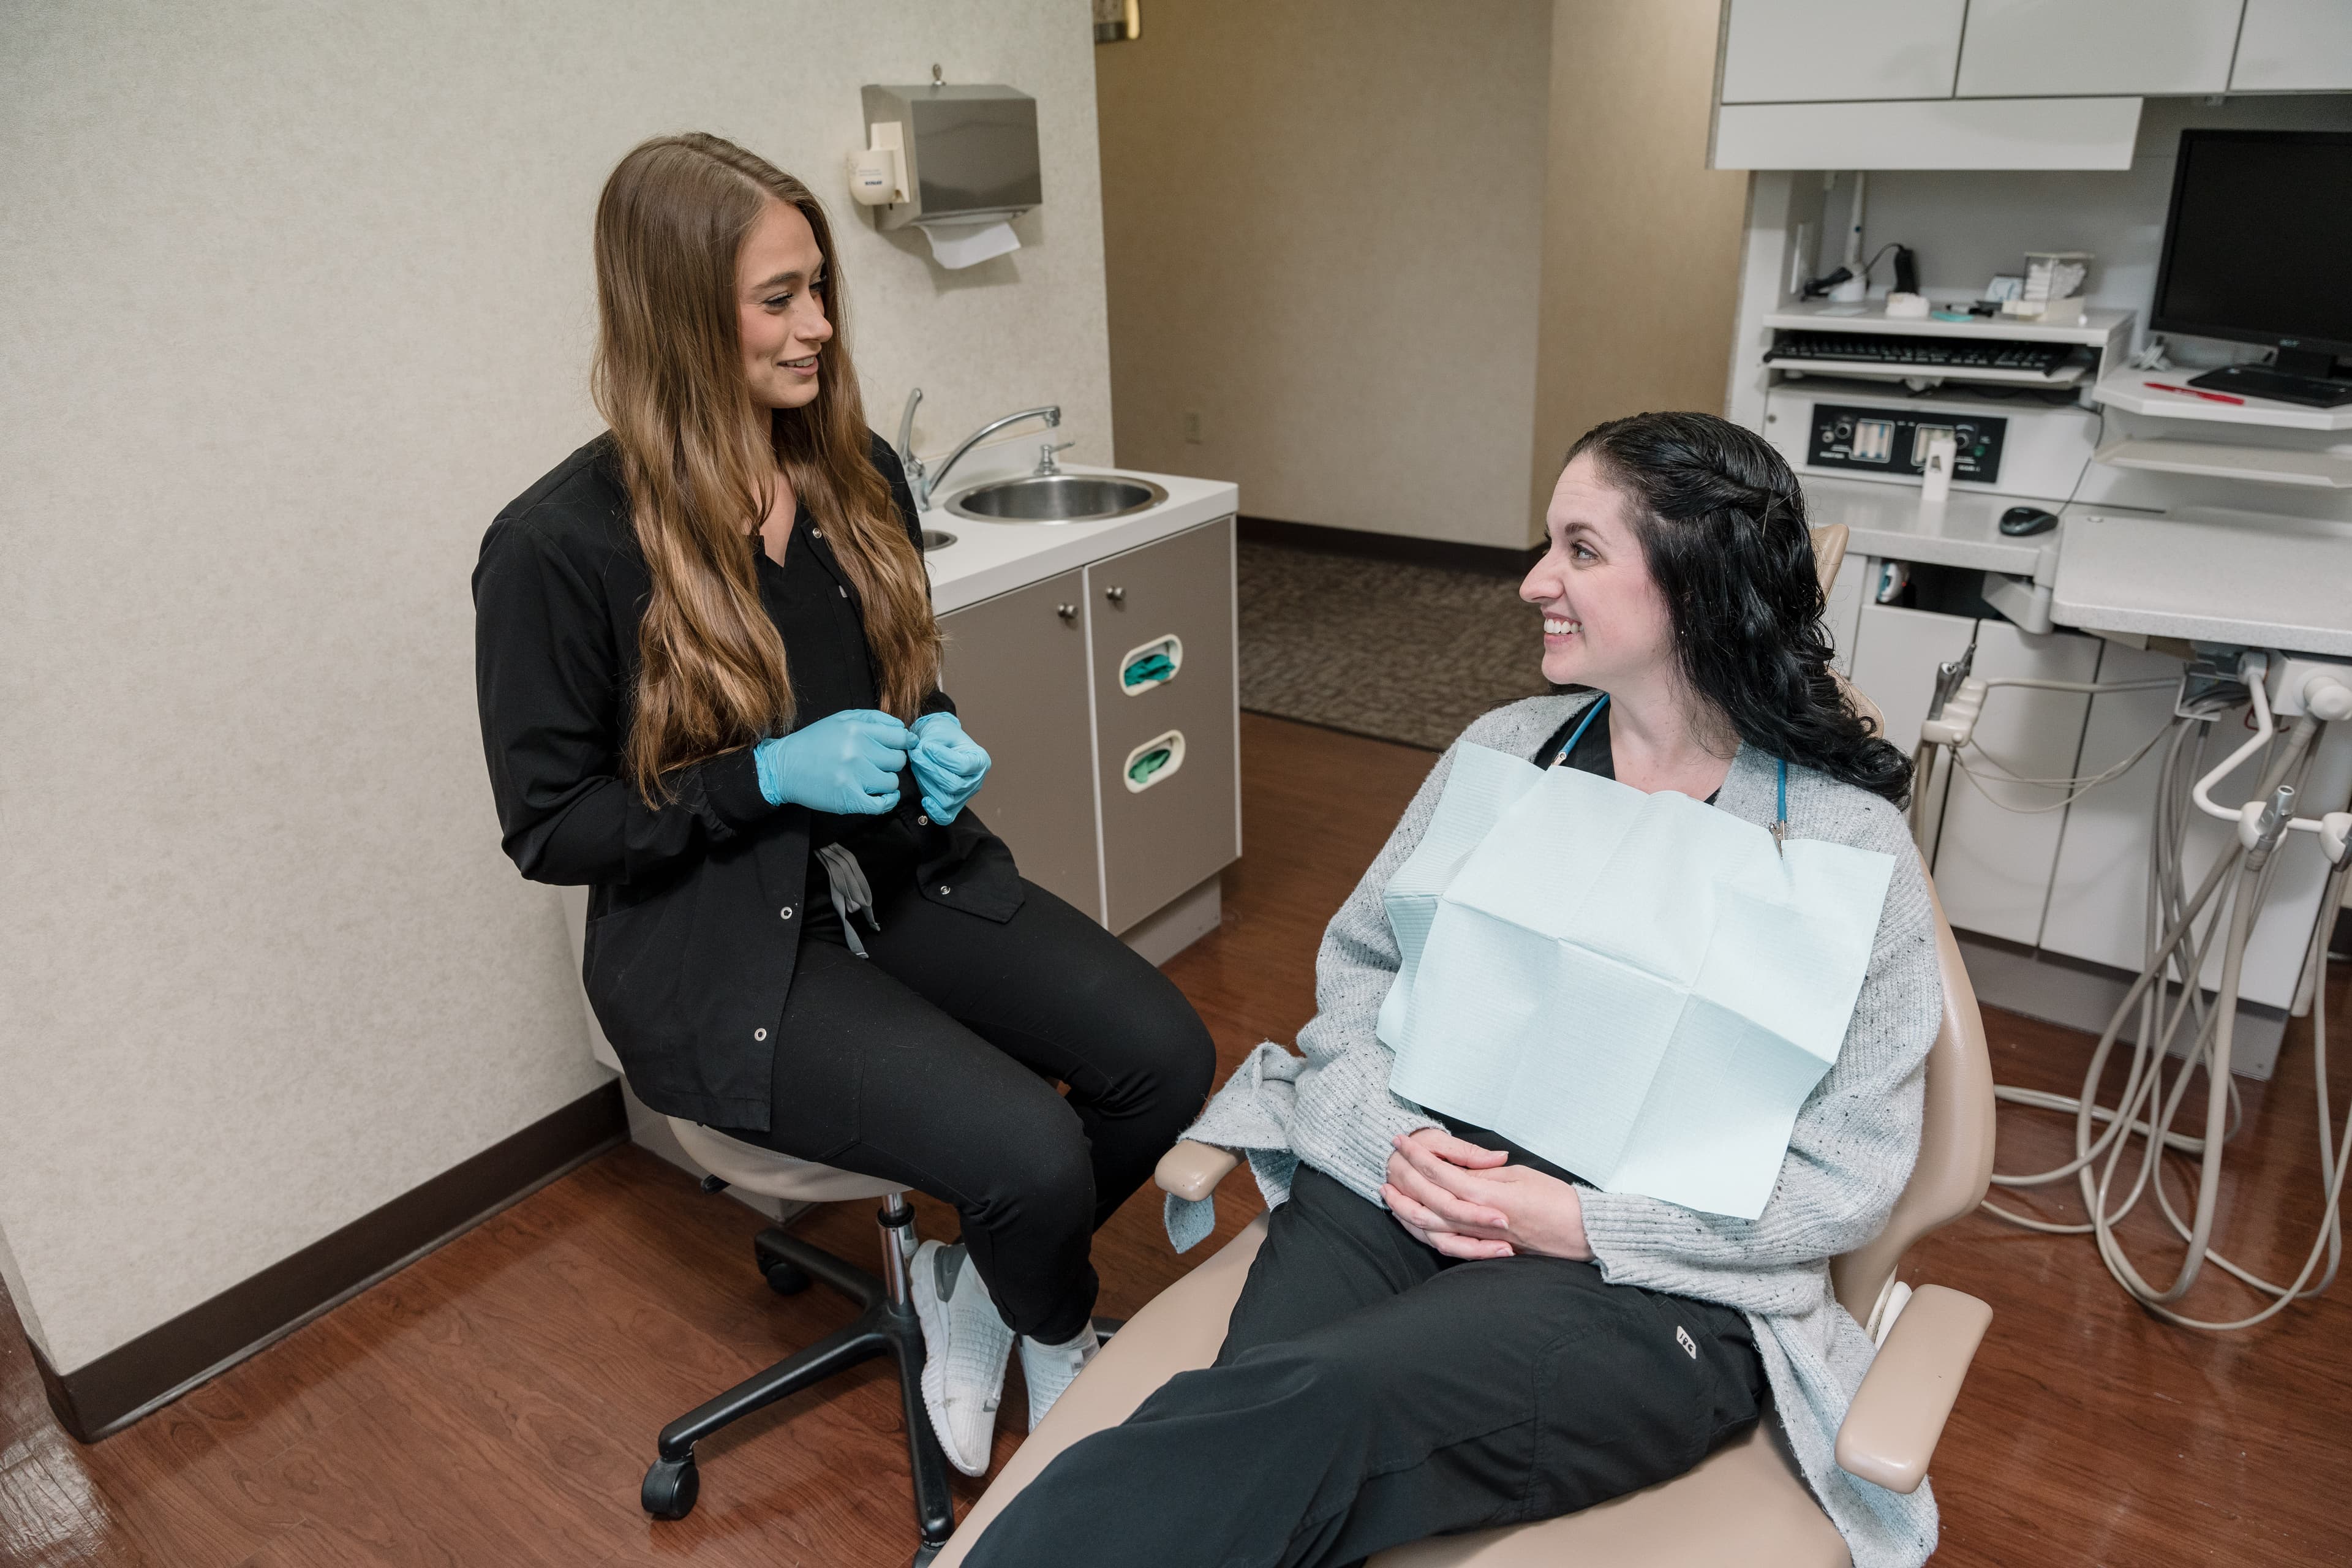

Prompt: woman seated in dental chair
xmin=962 ymin=412 xmax=1943 ymax=1568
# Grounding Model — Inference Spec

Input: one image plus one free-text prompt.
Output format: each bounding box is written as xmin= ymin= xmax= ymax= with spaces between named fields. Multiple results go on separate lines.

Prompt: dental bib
xmin=1377 ymin=741 xmax=1894 ymax=1219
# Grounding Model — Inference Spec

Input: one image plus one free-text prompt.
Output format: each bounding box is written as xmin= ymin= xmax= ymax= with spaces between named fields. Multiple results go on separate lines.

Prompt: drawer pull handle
xmin=1122 ymin=730 xmax=1187 ymax=793
xmin=1055 ymin=603 xmax=1078 ymax=622
xmin=1104 ymin=585 xmax=1126 ymax=604
xmin=1119 ymin=635 xmax=1184 ymax=695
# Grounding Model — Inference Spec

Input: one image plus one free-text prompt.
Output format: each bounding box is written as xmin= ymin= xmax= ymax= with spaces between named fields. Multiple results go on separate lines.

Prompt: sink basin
xmin=944 ymin=473 xmax=1169 ymax=524
xmin=921 ymin=529 xmax=957 ymax=551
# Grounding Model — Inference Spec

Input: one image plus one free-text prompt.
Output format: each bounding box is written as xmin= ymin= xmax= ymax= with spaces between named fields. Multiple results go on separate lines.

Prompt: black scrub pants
xmin=961 ymin=1165 xmax=1767 ymax=1568
xmin=718 ymin=861 xmax=1215 ymax=1347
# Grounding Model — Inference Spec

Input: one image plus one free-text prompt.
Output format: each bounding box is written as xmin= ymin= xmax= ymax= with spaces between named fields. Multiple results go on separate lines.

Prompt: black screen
xmin=2151 ymin=131 xmax=2352 ymax=357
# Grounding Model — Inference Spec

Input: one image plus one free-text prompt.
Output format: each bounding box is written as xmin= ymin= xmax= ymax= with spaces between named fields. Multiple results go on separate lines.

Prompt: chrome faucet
xmin=896 ymin=388 xmax=1061 ymax=510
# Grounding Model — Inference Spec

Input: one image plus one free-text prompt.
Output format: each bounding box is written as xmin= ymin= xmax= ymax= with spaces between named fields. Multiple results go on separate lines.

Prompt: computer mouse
xmin=1999 ymin=505 xmax=2059 ymax=537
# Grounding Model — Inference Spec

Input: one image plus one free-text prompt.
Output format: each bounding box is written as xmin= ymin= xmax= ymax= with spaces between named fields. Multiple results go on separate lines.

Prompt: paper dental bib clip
xmin=1376 ymin=741 xmax=1894 ymax=1219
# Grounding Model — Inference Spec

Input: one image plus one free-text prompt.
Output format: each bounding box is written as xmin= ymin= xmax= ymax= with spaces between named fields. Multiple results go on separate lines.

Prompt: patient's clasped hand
xmin=1379 ymin=741 xmax=1894 ymax=1219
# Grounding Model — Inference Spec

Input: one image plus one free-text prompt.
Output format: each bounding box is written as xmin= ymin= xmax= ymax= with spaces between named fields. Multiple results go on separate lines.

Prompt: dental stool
xmin=643 ymin=1119 xmax=954 ymax=1565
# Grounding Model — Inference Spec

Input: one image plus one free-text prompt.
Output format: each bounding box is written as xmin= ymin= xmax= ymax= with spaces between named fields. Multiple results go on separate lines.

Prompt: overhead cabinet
xmin=1713 ymin=0 xmax=2352 ymax=170
xmin=2231 ymin=0 xmax=2352 ymax=90
xmin=1719 ymin=0 xmax=1966 ymax=102
xmin=1954 ymin=0 xmax=2242 ymax=97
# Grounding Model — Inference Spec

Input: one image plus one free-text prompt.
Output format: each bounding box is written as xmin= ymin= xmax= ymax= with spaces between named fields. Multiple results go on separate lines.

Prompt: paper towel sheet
xmin=918 ymin=220 xmax=1020 ymax=270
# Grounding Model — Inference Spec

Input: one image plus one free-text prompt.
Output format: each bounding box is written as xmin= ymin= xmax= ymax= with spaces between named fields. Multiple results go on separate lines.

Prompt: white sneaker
xmin=1018 ymin=1324 xmax=1101 ymax=1433
xmin=910 ymin=1240 xmax=1014 ymax=1476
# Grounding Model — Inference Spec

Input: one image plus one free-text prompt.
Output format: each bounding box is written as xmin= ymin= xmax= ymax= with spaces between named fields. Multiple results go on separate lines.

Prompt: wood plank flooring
xmin=4 ymin=712 xmax=2346 ymax=1566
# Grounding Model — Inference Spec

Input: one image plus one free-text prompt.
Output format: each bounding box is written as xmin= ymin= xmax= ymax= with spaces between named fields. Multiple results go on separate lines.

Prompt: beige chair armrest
xmin=1155 ymin=1140 xmax=1241 ymax=1202
xmin=1833 ymin=1284 xmax=1992 ymax=1494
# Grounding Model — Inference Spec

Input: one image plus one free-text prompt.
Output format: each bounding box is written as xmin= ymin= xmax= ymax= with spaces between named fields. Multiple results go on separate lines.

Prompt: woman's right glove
xmin=753 ymin=709 xmax=913 ymax=815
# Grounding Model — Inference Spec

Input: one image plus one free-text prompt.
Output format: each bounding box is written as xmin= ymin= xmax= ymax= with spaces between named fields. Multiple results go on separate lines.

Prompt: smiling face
xmin=734 ymin=198 xmax=833 ymax=412
xmin=1520 ymin=451 xmax=1678 ymax=693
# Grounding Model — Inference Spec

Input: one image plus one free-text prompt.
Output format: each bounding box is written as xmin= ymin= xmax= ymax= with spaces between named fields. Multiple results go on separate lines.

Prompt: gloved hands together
xmin=910 ymin=711 xmax=992 ymax=823
xmin=754 ymin=709 xmax=912 ymax=815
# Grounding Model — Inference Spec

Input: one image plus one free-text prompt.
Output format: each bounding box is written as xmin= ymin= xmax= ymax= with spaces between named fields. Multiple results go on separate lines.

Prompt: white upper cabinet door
xmin=2233 ymin=0 xmax=2352 ymax=90
xmin=1956 ymin=0 xmax=2244 ymax=96
xmin=1719 ymin=0 xmax=1967 ymax=102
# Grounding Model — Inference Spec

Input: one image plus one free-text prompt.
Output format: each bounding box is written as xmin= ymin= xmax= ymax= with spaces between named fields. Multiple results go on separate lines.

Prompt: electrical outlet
xmin=1182 ymin=410 xmax=1203 ymax=445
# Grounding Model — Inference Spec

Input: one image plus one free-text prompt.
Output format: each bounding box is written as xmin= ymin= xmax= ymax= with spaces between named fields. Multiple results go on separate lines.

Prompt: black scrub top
xmin=472 ymin=430 xmax=1023 ymax=1133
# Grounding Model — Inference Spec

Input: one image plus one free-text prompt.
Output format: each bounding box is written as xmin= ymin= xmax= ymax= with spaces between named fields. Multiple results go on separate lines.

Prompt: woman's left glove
xmin=910 ymin=711 xmax=992 ymax=823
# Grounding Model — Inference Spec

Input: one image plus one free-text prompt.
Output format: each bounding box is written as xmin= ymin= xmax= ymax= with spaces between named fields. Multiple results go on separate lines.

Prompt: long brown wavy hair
xmin=592 ymin=132 xmax=940 ymax=800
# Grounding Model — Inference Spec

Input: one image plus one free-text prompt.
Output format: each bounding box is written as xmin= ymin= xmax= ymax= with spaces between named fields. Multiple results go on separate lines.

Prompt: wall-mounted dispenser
xmin=859 ymin=81 xmax=1042 ymax=270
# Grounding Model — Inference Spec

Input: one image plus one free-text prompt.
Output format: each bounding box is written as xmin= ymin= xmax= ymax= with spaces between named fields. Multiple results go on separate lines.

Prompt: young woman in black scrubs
xmin=472 ymin=134 xmax=1214 ymax=1474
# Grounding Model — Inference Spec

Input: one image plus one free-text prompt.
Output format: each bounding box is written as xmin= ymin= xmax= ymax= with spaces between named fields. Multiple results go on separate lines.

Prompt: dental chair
xmin=932 ymin=518 xmax=1999 ymax=1567
xmin=637 ymin=1121 xmax=956 ymax=1564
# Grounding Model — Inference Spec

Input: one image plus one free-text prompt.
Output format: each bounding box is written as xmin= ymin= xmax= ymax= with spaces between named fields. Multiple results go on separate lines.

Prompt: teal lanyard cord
xmin=1558 ymin=694 xmax=1608 ymax=761
xmin=1773 ymin=756 xmax=1789 ymax=858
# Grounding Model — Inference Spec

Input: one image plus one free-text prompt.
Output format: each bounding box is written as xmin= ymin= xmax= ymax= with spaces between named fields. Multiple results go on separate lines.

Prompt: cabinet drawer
xmin=938 ymin=569 xmax=1102 ymax=921
xmin=1087 ymin=518 xmax=1240 ymax=933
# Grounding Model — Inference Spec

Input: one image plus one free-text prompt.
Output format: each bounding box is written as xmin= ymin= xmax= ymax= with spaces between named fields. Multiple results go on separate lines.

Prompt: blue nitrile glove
xmin=910 ymin=711 xmax=992 ymax=823
xmin=753 ymin=710 xmax=913 ymax=815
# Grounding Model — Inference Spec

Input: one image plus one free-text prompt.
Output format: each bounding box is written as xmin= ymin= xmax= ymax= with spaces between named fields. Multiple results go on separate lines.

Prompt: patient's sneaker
xmin=1018 ymin=1323 xmax=1102 ymax=1433
xmin=911 ymin=1240 xmax=1014 ymax=1476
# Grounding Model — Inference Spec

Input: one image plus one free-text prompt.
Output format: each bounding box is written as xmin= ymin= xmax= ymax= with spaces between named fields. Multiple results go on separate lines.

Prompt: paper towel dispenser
xmin=859 ymin=83 xmax=1042 ymax=233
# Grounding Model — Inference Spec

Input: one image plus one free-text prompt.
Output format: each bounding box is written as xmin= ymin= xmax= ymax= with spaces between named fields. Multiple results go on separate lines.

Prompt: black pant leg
xmin=860 ymin=876 xmax=1217 ymax=1233
xmin=961 ymin=1172 xmax=1765 ymax=1568
xmin=712 ymin=938 xmax=1103 ymax=1341
xmin=1216 ymin=1166 xmax=1442 ymax=1361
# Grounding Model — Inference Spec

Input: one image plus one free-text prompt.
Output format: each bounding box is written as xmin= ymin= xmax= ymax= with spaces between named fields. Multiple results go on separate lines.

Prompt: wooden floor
xmin=4 ymin=712 xmax=2348 ymax=1567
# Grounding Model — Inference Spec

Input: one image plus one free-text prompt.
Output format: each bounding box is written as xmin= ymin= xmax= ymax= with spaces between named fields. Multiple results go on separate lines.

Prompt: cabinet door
xmin=938 ymin=570 xmax=1102 ymax=922
xmin=2233 ymin=0 xmax=2352 ymax=89
xmin=1925 ymin=622 xmax=2100 ymax=946
xmin=1087 ymin=518 xmax=1241 ymax=935
xmin=1956 ymin=0 xmax=2242 ymax=96
xmin=1719 ymin=0 xmax=1966 ymax=103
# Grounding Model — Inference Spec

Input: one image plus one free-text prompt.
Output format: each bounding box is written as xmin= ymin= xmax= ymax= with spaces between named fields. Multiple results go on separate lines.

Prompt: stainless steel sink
xmin=920 ymin=529 xmax=957 ymax=551
xmin=944 ymin=473 xmax=1169 ymax=524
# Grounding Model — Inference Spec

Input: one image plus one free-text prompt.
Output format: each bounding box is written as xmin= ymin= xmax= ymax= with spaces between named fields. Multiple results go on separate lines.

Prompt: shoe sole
xmin=910 ymin=1247 xmax=990 ymax=1478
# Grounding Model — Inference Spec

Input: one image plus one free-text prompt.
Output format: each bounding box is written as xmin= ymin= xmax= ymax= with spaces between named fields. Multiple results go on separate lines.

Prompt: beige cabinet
xmin=1956 ymin=0 xmax=2243 ymax=96
xmin=1720 ymin=0 xmax=1967 ymax=102
xmin=2233 ymin=0 xmax=2352 ymax=89
xmin=935 ymin=516 xmax=1241 ymax=937
xmin=938 ymin=569 xmax=1103 ymax=919
xmin=1086 ymin=518 xmax=1242 ymax=934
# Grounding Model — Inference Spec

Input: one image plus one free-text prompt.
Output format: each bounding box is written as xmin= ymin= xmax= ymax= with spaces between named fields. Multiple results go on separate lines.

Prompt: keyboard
xmin=2187 ymin=364 xmax=2352 ymax=409
xmin=1765 ymin=332 xmax=2076 ymax=374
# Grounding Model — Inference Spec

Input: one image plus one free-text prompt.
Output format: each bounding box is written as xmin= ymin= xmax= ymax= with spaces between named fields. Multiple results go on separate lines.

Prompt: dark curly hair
xmin=1564 ymin=411 xmax=1911 ymax=805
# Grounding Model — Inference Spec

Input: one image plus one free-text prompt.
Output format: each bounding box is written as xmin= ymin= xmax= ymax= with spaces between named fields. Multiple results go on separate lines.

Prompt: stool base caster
xmin=765 ymin=1260 xmax=812 ymax=1295
xmin=641 ymin=1455 xmax=699 ymax=1520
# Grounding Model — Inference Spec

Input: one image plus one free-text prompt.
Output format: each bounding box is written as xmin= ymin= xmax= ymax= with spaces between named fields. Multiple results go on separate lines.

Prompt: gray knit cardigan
xmin=1170 ymin=693 xmax=1942 ymax=1568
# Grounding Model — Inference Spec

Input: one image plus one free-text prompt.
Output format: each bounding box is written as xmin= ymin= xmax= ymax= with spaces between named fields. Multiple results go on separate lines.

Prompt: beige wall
xmin=0 ymin=0 xmax=1110 ymax=1373
xmin=1529 ymin=0 xmax=1750 ymax=526
xmin=1096 ymin=0 xmax=1555 ymax=551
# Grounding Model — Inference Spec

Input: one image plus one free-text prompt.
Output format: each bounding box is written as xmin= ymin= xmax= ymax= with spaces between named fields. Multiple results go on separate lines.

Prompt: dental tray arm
xmin=1155 ymin=1140 xmax=1241 ymax=1204
xmin=1833 ymin=1284 xmax=1993 ymax=1494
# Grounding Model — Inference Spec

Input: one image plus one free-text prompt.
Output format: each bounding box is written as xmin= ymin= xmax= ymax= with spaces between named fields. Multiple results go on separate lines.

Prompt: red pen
xmin=2144 ymin=380 xmax=2247 ymax=405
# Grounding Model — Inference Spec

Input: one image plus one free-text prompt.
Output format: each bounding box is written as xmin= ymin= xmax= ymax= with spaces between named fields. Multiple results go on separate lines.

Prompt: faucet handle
xmin=1036 ymin=439 xmax=1078 ymax=475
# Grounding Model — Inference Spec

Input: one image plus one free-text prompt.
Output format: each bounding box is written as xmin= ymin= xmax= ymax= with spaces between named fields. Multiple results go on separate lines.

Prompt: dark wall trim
xmin=32 ymin=1079 xmax=625 ymax=1442
xmin=1238 ymin=515 xmax=1542 ymax=579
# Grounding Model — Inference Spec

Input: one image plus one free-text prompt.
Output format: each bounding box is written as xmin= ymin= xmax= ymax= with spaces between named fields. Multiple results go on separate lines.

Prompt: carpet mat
xmin=1236 ymin=540 xmax=1553 ymax=752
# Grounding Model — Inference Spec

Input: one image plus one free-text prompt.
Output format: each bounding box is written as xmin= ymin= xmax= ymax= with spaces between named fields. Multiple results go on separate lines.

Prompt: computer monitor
xmin=2150 ymin=129 xmax=2352 ymax=406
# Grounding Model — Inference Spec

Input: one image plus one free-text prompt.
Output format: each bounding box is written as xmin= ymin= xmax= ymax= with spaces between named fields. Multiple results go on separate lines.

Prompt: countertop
xmin=920 ymin=462 xmax=1240 ymax=615
xmin=2049 ymin=507 xmax=2352 ymax=657
xmin=1801 ymin=474 xmax=2065 ymax=582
